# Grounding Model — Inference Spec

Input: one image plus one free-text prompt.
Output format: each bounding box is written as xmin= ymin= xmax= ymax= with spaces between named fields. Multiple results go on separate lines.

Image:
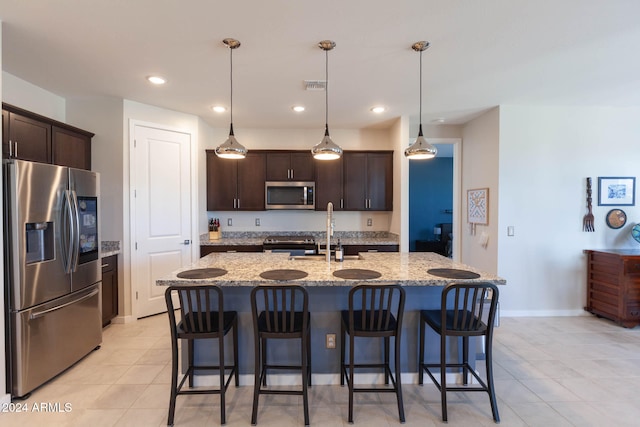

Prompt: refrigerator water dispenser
xmin=25 ymin=221 xmax=54 ymax=264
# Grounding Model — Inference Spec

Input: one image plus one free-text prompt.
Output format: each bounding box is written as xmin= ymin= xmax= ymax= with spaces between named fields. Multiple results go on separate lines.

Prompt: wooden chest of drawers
xmin=585 ymin=249 xmax=640 ymax=328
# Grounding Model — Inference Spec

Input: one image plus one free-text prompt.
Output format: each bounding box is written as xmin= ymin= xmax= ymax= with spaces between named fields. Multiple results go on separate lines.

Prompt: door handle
xmin=30 ymin=288 xmax=100 ymax=320
xmin=8 ymin=140 xmax=12 ymax=157
xmin=181 ymin=240 xmax=191 ymax=245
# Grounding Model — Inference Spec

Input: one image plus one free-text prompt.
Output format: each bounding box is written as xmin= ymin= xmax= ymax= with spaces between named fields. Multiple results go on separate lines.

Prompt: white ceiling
xmin=2 ymin=0 xmax=640 ymax=130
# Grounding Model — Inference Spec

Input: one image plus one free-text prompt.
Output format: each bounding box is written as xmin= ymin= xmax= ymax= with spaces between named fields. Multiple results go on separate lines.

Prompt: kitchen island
xmin=157 ymin=252 xmax=505 ymax=384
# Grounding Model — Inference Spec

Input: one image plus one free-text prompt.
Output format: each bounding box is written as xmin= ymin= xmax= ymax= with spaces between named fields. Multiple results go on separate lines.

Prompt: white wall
xmin=497 ymin=105 xmax=640 ymax=316
xmin=2 ymin=71 xmax=66 ymax=121
xmin=460 ymin=107 xmax=500 ymax=273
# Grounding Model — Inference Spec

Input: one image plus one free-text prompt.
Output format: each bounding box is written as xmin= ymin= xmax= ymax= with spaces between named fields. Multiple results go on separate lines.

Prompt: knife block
xmin=209 ymin=231 xmax=221 ymax=240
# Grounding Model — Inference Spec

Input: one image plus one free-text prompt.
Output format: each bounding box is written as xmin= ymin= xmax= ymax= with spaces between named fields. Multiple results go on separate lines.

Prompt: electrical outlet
xmin=227 ymin=218 xmax=232 ymax=227
xmin=326 ymin=333 xmax=336 ymax=349
xmin=255 ymin=218 xmax=260 ymax=226
xmin=367 ymin=218 xmax=373 ymax=227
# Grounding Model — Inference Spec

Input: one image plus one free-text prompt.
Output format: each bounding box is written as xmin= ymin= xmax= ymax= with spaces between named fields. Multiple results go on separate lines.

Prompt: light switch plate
xmin=227 ymin=218 xmax=232 ymax=226
xmin=507 ymin=226 xmax=514 ymax=236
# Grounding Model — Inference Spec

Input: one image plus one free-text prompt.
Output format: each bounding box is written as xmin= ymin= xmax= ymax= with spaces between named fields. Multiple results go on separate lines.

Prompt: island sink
xmin=289 ymin=254 xmax=362 ymax=261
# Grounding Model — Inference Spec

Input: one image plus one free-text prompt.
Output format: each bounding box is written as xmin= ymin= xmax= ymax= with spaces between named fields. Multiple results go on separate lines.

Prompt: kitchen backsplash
xmin=200 ymin=231 xmax=398 ymax=241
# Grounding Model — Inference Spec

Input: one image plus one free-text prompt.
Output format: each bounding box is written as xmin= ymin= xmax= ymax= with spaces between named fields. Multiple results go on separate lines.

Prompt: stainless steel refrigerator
xmin=3 ymin=159 xmax=102 ymax=398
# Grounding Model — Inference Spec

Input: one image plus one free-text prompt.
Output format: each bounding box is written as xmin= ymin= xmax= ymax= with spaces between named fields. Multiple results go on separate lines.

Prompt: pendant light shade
xmin=405 ymin=41 xmax=437 ymax=160
xmin=216 ymin=38 xmax=247 ymax=159
xmin=312 ymin=40 xmax=342 ymax=160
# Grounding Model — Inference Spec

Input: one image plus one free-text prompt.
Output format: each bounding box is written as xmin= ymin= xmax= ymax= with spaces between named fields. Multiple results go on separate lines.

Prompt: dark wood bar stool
xmin=418 ymin=282 xmax=500 ymax=423
xmin=250 ymin=285 xmax=311 ymax=426
xmin=340 ymin=283 xmax=406 ymax=424
xmin=165 ymin=285 xmax=239 ymax=426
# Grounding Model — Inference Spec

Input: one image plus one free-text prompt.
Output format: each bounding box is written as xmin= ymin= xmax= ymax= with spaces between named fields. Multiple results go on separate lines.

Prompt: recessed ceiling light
xmin=146 ymin=75 xmax=166 ymax=85
xmin=212 ymin=105 xmax=227 ymax=113
xmin=292 ymin=105 xmax=305 ymax=112
xmin=370 ymin=106 xmax=386 ymax=114
xmin=431 ymin=118 xmax=446 ymax=124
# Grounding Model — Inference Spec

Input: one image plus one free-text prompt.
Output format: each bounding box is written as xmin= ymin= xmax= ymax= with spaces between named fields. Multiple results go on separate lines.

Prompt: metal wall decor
xmin=605 ymin=209 xmax=627 ymax=229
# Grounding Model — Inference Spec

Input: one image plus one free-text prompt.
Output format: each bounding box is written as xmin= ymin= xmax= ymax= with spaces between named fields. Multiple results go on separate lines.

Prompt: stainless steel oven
xmin=265 ymin=181 xmax=315 ymax=210
xmin=263 ymin=235 xmax=317 ymax=255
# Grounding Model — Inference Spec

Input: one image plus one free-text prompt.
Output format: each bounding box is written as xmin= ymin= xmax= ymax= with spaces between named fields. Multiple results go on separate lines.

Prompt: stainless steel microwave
xmin=265 ymin=181 xmax=315 ymax=210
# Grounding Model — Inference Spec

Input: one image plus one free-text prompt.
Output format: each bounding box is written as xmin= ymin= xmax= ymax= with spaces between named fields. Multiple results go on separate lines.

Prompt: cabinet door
xmin=290 ymin=152 xmax=315 ymax=181
xmin=2 ymin=110 xmax=8 ymax=158
xmin=101 ymin=255 xmax=118 ymax=326
xmin=237 ymin=152 xmax=266 ymax=210
xmin=367 ymin=152 xmax=393 ymax=210
xmin=315 ymin=156 xmax=343 ymax=210
xmin=206 ymin=150 xmax=238 ymax=210
xmin=343 ymin=152 xmax=368 ymax=210
xmin=8 ymin=112 xmax=51 ymax=163
xmin=52 ymin=126 xmax=92 ymax=170
xmin=266 ymin=152 xmax=291 ymax=180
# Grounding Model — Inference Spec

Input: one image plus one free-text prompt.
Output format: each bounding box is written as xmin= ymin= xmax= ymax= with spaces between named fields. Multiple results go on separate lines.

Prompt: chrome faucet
xmin=326 ymin=202 xmax=334 ymax=263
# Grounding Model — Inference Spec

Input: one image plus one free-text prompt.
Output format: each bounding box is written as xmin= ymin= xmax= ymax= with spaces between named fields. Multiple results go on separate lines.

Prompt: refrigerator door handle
xmin=29 ymin=288 xmax=100 ymax=320
xmin=70 ymin=190 xmax=81 ymax=272
xmin=62 ymin=190 xmax=75 ymax=274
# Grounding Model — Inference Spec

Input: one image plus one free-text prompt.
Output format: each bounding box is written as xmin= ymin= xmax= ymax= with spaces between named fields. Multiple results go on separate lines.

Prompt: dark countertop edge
xmin=583 ymin=249 xmax=640 ymax=255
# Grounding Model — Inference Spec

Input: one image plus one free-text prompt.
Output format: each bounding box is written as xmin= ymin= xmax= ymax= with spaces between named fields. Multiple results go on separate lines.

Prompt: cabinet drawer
xmin=624 ymin=260 xmax=640 ymax=275
xmin=101 ymin=255 xmax=116 ymax=272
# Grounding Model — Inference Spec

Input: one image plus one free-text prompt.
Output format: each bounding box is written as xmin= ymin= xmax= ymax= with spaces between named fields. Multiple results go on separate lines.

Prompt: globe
xmin=632 ymin=224 xmax=640 ymax=244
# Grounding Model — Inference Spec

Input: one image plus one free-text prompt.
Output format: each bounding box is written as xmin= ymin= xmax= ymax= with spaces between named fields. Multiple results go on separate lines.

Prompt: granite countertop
xmin=199 ymin=232 xmax=399 ymax=247
xmin=156 ymin=252 xmax=505 ymax=287
xmin=101 ymin=240 xmax=121 ymax=258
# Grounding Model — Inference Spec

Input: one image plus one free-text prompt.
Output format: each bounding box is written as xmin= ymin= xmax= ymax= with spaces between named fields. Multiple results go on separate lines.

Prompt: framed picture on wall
xmin=467 ymin=188 xmax=489 ymax=225
xmin=598 ymin=177 xmax=635 ymax=206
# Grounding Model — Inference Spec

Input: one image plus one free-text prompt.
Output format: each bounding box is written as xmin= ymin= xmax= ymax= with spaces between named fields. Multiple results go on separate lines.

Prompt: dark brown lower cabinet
xmin=101 ymin=255 xmax=119 ymax=327
xmin=201 ymin=245 xmax=263 ymax=257
xmin=344 ymin=244 xmax=399 ymax=256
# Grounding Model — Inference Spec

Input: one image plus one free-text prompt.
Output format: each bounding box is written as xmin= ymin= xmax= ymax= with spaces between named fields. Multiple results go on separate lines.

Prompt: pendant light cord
xmin=325 ymin=48 xmax=329 ymax=131
xmin=419 ymin=48 xmax=423 ymax=128
xmin=230 ymin=46 xmax=234 ymax=127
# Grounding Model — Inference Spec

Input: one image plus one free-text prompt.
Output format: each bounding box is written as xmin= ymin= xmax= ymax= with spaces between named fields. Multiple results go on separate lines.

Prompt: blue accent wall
xmin=409 ymin=157 xmax=453 ymax=251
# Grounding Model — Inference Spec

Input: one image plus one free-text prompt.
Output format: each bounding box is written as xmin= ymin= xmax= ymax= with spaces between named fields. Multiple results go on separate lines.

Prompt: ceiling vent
xmin=304 ymin=80 xmax=327 ymax=91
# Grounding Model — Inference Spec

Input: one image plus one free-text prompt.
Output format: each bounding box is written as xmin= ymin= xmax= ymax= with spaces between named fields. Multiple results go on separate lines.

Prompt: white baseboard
xmin=0 ymin=393 xmax=11 ymax=405
xmin=500 ymin=310 xmax=589 ymax=317
xmin=111 ymin=315 xmax=136 ymax=324
xmin=192 ymin=371 xmax=467 ymax=388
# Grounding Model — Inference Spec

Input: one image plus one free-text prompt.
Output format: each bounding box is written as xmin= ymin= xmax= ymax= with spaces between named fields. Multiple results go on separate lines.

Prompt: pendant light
xmin=405 ymin=41 xmax=437 ymax=160
xmin=215 ymin=38 xmax=248 ymax=159
xmin=312 ymin=40 xmax=343 ymax=160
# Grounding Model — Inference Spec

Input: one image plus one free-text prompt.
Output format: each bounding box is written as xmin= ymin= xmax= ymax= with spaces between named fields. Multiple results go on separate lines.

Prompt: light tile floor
xmin=2 ymin=314 xmax=640 ymax=426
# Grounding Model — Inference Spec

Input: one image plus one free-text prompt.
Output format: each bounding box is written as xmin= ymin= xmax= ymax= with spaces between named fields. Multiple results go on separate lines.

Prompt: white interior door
xmin=132 ymin=124 xmax=192 ymax=318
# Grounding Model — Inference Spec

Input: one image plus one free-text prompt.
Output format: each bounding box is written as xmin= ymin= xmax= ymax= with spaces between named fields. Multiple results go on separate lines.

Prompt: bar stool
xmin=340 ymin=283 xmax=406 ymax=424
xmin=418 ymin=282 xmax=500 ymax=423
xmin=165 ymin=285 xmax=239 ymax=426
xmin=250 ymin=285 xmax=311 ymax=426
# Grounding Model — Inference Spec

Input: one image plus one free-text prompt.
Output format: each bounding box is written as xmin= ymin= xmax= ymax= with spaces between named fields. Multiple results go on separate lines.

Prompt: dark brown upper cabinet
xmin=266 ymin=151 xmax=315 ymax=181
xmin=343 ymin=151 xmax=393 ymax=211
xmin=315 ymin=156 xmax=344 ymax=211
xmin=2 ymin=103 xmax=93 ymax=170
xmin=206 ymin=150 xmax=266 ymax=211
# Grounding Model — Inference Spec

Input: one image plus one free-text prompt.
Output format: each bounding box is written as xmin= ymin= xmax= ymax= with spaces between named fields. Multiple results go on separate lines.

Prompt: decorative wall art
xmin=598 ymin=177 xmax=636 ymax=206
xmin=467 ymin=188 xmax=489 ymax=225
xmin=605 ymin=209 xmax=627 ymax=229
